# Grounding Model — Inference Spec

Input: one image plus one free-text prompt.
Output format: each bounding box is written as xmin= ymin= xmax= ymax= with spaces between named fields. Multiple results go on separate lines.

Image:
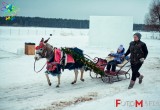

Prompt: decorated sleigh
xmin=89 ymin=56 xmax=131 ymax=83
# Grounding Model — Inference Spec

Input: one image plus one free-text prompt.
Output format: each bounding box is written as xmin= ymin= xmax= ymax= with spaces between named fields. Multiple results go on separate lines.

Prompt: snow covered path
xmin=0 ymin=30 xmax=160 ymax=110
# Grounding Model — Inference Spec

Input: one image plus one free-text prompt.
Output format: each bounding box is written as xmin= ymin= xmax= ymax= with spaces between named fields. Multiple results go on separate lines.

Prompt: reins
xmin=34 ymin=59 xmax=47 ymax=73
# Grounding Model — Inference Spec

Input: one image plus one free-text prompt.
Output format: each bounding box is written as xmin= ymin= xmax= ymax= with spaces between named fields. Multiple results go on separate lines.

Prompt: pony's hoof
xmin=49 ymin=83 xmax=52 ymax=86
xmin=56 ymin=85 xmax=60 ymax=88
xmin=71 ymin=81 xmax=76 ymax=84
xmin=80 ymin=79 xmax=85 ymax=82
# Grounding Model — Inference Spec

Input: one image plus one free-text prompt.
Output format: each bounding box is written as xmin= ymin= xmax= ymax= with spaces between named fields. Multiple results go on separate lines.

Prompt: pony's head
xmin=34 ymin=38 xmax=53 ymax=60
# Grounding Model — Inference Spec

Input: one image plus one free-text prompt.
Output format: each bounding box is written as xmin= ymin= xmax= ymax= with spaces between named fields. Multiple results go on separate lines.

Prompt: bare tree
xmin=145 ymin=0 xmax=160 ymax=32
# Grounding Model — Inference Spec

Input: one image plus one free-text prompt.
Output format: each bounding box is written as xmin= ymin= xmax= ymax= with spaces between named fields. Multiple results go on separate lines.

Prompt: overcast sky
xmin=0 ymin=0 xmax=153 ymax=23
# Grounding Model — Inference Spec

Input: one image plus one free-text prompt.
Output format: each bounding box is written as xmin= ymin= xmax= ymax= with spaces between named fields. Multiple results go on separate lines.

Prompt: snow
xmin=0 ymin=26 xmax=89 ymax=53
xmin=0 ymin=26 xmax=160 ymax=110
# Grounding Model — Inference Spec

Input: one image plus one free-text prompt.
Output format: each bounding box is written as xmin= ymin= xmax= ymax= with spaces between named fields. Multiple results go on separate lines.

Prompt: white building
xmin=89 ymin=16 xmax=133 ymax=50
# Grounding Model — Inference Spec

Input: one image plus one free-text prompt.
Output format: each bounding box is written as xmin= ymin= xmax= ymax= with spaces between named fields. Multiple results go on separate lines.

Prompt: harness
xmin=46 ymin=48 xmax=61 ymax=72
xmin=34 ymin=47 xmax=75 ymax=73
xmin=34 ymin=60 xmax=47 ymax=73
xmin=46 ymin=48 xmax=75 ymax=72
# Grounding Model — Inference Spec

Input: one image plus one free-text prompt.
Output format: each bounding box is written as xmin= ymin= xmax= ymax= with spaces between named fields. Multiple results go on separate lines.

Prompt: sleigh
xmin=89 ymin=56 xmax=131 ymax=83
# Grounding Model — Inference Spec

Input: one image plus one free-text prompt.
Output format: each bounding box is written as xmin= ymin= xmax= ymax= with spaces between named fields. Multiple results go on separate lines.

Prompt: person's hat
xmin=134 ymin=32 xmax=141 ymax=40
xmin=118 ymin=45 xmax=123 ymax=51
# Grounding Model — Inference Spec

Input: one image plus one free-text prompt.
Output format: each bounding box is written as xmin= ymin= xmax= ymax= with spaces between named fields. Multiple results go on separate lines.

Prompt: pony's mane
xmin=46 ymin=43 xmax=54 ymax=50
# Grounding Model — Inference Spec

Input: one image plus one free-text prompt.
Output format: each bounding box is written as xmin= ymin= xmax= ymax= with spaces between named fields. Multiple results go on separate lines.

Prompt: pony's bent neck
xmin=45 ymin=43 xmax=54 ymax=61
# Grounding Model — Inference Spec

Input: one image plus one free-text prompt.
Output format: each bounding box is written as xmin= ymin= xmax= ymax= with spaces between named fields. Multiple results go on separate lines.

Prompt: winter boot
xmin=139 ymin=75 xmax=144 ymax=84
xmin=128 ymin=80 xmax=135 ymax=89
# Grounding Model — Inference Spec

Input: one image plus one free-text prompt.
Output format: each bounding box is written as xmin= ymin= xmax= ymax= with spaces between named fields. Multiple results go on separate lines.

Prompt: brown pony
xmin=34 ymin=38 xmax=85 ymax=87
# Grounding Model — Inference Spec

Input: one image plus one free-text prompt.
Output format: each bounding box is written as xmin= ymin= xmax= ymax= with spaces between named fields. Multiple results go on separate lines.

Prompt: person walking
xmin=122 ymin=33 xmax=148 ymax=89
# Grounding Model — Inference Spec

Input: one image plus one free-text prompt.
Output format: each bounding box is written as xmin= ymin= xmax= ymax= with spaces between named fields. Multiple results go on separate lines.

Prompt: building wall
xmin=89 ymin=16 xmax=133 ymax=50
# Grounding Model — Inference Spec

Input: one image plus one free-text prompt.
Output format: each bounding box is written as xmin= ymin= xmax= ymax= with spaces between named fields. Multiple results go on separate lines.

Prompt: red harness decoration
xmin=54 ymin=48 xmax=61 ymax=63
xmin=35 ymin=42 xmax=45 ymax=50
xmin=66 ymin=54 xmax=75 ymax=63
xmin=46 ymin=48 xmax=61 ymax=71
xmin=45 ymin=48 xmax=75 ymax=72
xmin=46 ymin=62 xmax=57 ymax=71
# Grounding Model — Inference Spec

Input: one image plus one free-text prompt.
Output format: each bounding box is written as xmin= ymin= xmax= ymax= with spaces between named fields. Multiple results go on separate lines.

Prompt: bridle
xmin=34 ymin=44 xmax=48 ymax=73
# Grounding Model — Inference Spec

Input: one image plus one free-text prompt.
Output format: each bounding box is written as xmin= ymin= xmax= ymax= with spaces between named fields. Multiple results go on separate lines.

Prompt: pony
xmin=34 ymin=38 xmax=85 ymax=87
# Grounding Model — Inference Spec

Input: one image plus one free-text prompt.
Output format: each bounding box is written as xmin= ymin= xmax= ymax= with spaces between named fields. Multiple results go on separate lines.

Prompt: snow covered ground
xmin=0 ymin=26 xmax=160 ymax=110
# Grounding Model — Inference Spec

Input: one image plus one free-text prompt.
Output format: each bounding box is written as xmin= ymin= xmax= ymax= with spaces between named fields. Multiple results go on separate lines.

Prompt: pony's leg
xmin=45 ymin=74 xmax=51 ymax=86
xmin=80 ymin=67 xmax=85 ymax=82
xmin=71 ymin=69 xmax=78 ymax=84
xmin=56 ymin=74 xmax=60 ymax=88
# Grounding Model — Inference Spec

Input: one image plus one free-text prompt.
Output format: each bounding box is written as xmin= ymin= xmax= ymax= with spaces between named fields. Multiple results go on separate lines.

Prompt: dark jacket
xmin=125 ymin=40 xmax=148 ymax=64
